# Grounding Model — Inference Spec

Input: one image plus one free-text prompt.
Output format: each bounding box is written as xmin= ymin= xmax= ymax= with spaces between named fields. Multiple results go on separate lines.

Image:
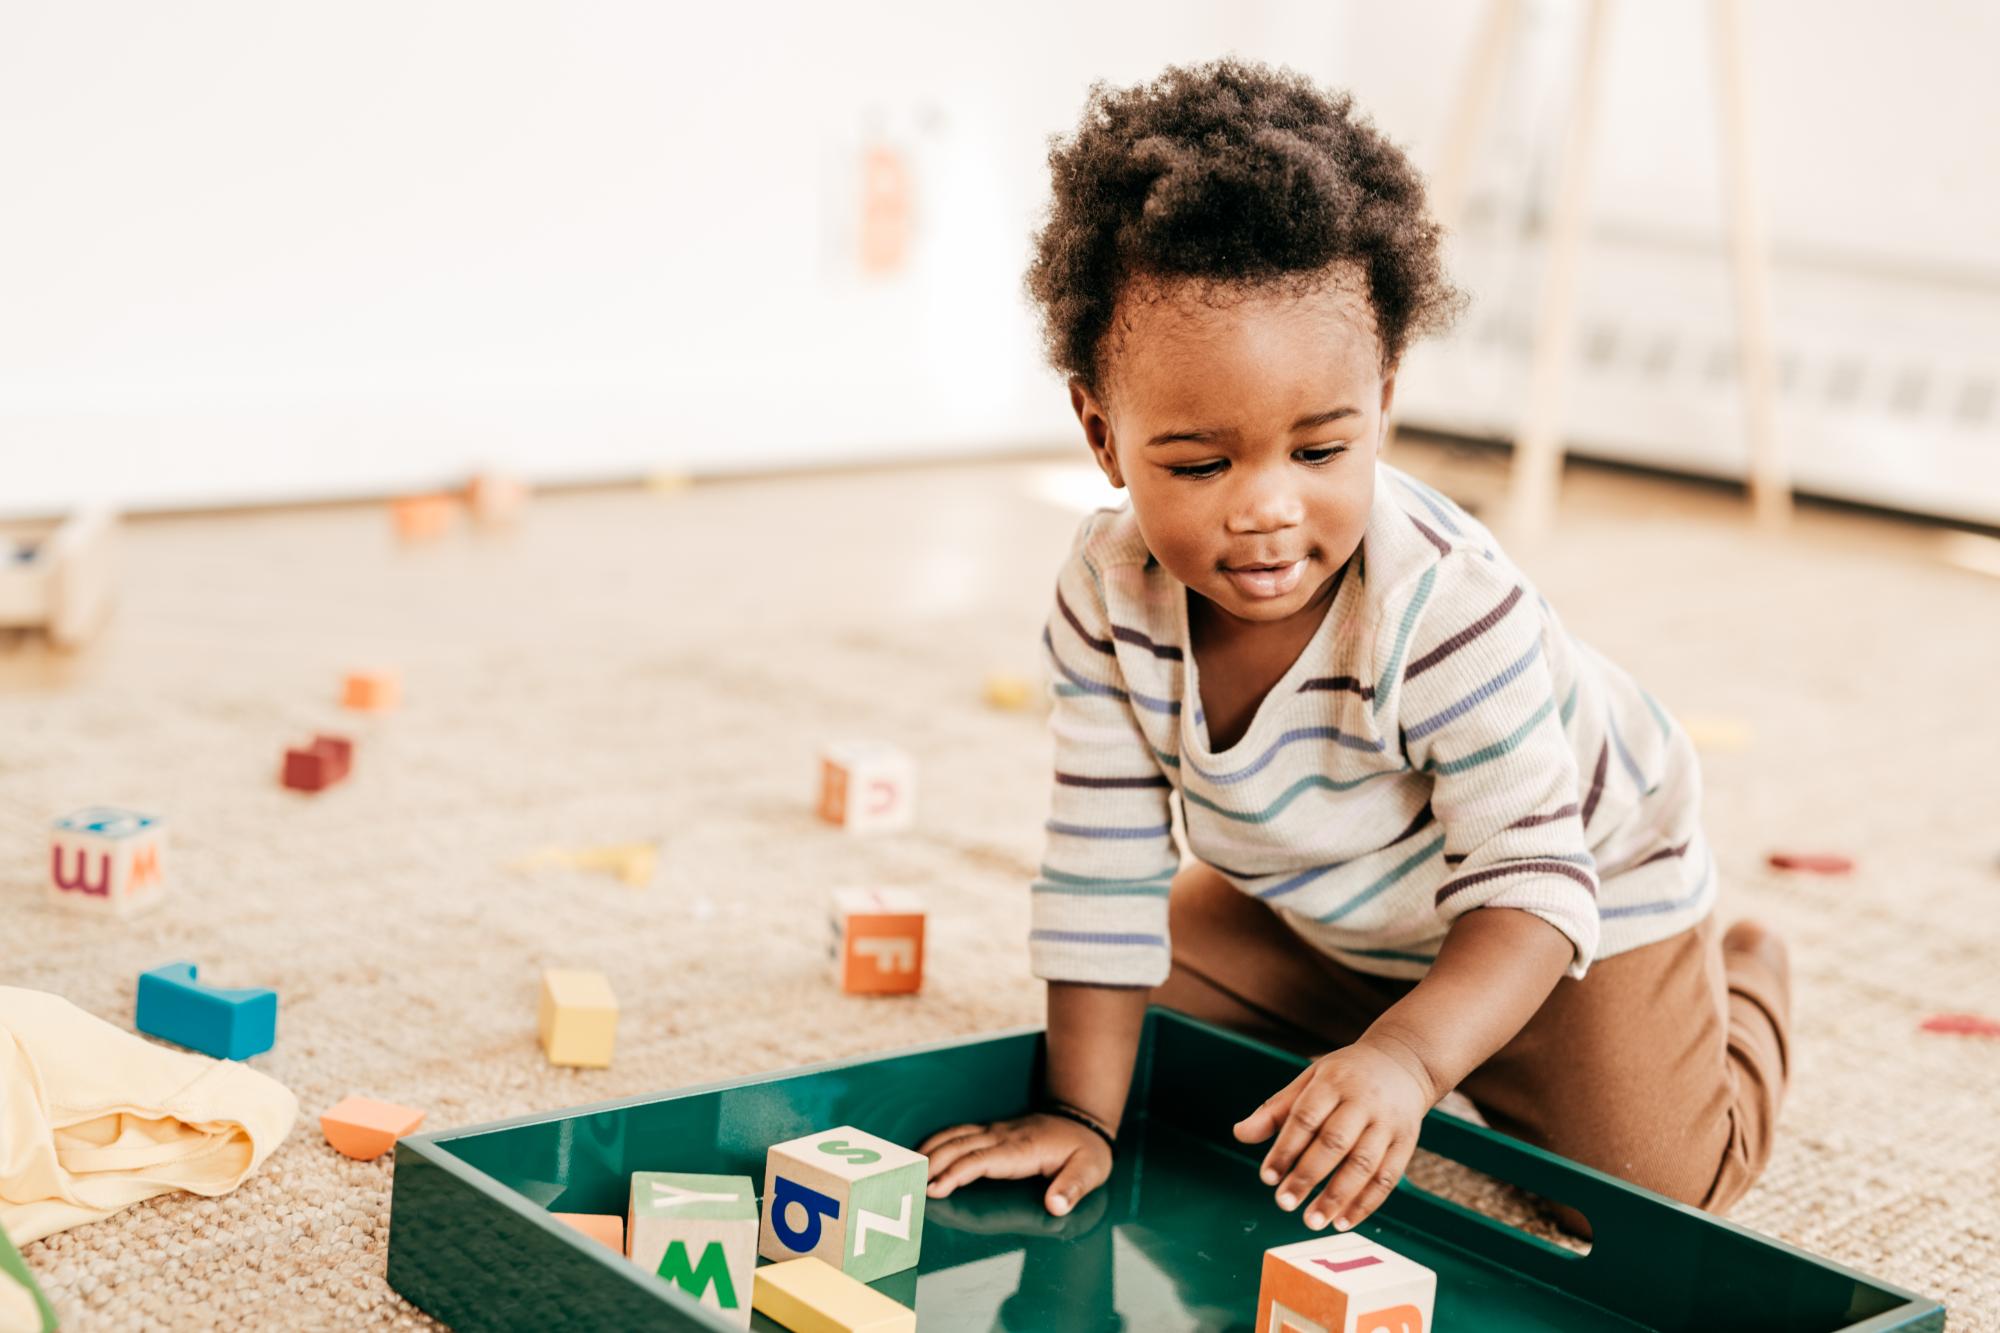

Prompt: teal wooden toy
xmin=135 ymin=962 xmax=277 ymax=1061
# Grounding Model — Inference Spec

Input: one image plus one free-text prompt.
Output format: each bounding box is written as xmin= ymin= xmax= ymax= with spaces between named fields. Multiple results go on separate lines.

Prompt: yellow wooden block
xmin=981 ymin=672 xmax=1035 ymax=711
xmin=1681 ymin=714 xmax=1752 ymax=753
xmin=538 ymin=968 xmax=617 ymax=1068
xmin=751 ymin=1258 xmax=914 ymax=1333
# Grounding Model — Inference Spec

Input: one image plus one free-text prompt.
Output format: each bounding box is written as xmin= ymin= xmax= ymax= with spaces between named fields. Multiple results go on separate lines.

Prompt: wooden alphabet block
xmin=466 ymin=471 xmax=529 ymax=525
xmin=759 ymin=1126 xmax=926 ymax=1282
xmin=319 ymin=1095 xmax=426 ymax=1160
xmin=0 ymin=509 xmax=116 ymax=648
xmin=342 ymin=669 xmax=402 ymax=713
xmin=49 ymin=806 xmax=167 ymax=916
xmin=816 ymin=742 xmax=915 ymax=834
xmin=537 ymin=968 xmax=617 ymax=1068
xmin=751 ymin=1257 xmax=915 ymax=1333
xmin=135 ymin=962 xmax=278 ymax=1061
xmin=829 ymin=889 xmax=925 ymax=995
xmin=282 ymin=734 xmax=353 ymax=793
xmin=391 ymin=494 xmax=457 ymax=542
xmin=1256 ymin=1234 xmax=1435 ymax=1333
xmin=628 ymin=1172 xmax=758 ymax=1327
xmin=553 ymin=1212 xmax=624 ymax=1255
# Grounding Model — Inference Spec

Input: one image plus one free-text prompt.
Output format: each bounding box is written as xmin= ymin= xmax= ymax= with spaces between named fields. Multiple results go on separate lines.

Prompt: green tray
xmin=386 ymin=1009 xmax=1943 ymax=1331
xmin=1 ymin=1226 xmax=58 ymax=1333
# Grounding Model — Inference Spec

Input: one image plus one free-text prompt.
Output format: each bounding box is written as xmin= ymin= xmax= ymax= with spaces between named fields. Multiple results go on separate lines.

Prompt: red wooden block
xmin=1921 ymin=1013 xmax=2000 ymax=1038
xmin=1766 ymin=851 xmax=1854 ymax=874
xmin=282 ymin=735 xmax=353 ymax=793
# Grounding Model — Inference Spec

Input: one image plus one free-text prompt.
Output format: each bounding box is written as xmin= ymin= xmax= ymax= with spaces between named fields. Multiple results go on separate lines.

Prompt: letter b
xmin=769 ymin=1176 xmax=841 ymax=1253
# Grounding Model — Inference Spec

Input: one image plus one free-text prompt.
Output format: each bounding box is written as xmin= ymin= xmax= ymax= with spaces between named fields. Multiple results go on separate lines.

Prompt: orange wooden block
xmin=831 ymin=888 xmax=925 ymax=995
xmin=391 ymin=494 xmax=457 ymax=542
xmin=320 ymin=1095 xmax=426 ymax=1160
xmin=342 ymin=670 xmax=401 ymax=712
xmin=553 ymin=1212 xmax=626 ymax=1255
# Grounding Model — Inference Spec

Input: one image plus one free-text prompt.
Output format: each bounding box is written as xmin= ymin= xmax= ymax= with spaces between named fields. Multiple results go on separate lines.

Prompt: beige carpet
xmin=3 ymin=440 xmax=1996 ymax=1330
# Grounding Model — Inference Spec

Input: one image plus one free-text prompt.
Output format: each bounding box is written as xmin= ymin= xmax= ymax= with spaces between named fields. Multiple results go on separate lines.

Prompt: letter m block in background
xmin=627 ymin=1172 xmax=758 ymax=1329
xmin=49 ymin=807 xmax=166 ymax=916
xmin=759 ymin=1125 xmax=926 ymax=1283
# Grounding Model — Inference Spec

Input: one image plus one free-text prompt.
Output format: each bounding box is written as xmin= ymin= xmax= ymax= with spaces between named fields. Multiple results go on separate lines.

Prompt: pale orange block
xmin=391 ymin=494 xmax=457 ymax=542
xmin=343 ymin=670 xmax=402 ymax=713
xmin=466 ymin=471 xmax=530 ymax=525
xmin=553 ymin=1212 xmax=625 ymax=1255
xmin=320 ymin=1095 xmax=426 ymax=1160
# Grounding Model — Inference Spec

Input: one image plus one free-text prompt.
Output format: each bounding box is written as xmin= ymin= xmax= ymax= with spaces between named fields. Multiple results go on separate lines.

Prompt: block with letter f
xmin=759 ymin=1126 xmax=926 ymax=1282
xmin=628 ymin=1172 xmax=758 ymax=1328
xmin=48 ymin=807 xmax=166 ymax=916
xmin=830 ymin=888 xmax=925 ymax=995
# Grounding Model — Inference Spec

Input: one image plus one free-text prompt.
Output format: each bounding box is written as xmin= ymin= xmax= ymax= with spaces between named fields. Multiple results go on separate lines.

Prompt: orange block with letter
xmin=1255 ymin=1234 xmax=1433 ymax=1333
xmin=830 ymin=888 xmax=925 ymax=995
xmin=817 ymin=741 xmax=915 ymax=834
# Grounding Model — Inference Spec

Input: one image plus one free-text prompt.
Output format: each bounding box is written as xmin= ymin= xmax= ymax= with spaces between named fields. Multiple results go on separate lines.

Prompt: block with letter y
xmin=627 ymin=1172 xmax=758 ymax=1328
xmin=759 ymin=1126 xmax=926 ymax=1282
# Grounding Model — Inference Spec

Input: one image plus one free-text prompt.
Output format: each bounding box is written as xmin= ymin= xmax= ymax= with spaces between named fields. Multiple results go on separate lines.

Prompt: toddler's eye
xmin=1296 ymin=445 xmax=1347 ymax=465
xmin=1168 ymin=460 xmax=1227 ymax=479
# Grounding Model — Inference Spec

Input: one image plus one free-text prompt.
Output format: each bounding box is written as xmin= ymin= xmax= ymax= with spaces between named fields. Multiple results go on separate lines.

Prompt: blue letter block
xmin=136 ymin=962 xmax=278 ymax=1060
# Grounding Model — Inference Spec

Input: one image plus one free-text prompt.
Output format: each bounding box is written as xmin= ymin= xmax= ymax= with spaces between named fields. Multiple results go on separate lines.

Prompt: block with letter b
xmin=817 ymin=742 xmax=915 ymax=834
xmin=830 ymin=888 xmax=925 ymax=995
xmin=628 ymin=1172 xmax=758 ymax=1328
xmin=759 ymin=1126 xmax=926 ymax=1283
xmin=49 ymin=807 xmax=167 ymax=916
xmin=1256 ymin=1234 xmax=1434 ymax=1333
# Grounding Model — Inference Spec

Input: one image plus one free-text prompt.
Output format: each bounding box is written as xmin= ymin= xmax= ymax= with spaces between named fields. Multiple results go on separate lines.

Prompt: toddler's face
xmin=1071 ymin=269 xmax=1392 ymax=629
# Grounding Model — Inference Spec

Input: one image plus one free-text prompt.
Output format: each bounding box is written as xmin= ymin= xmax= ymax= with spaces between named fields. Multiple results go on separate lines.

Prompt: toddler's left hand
xmin=1232 ymin=1036 xmax=1435 ymax=1232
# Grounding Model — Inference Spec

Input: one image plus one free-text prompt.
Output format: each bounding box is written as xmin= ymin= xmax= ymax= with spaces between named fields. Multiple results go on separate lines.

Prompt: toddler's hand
xmin=920 ymin=1113 xmax=1113 ymax=1218
xmin=1232 ymin=1036 xmax=1435 ymax=1232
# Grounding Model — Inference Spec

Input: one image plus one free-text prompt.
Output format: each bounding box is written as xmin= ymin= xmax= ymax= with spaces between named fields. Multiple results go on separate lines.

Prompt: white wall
xmin=0 ymin=0 xmax=1347 ymax=514
xmin=4 ymin=1 xmax=1996 ymax=517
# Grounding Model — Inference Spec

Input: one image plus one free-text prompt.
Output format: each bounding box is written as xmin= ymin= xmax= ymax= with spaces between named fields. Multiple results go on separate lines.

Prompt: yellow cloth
xmin=0 ymin=1268 xmax=40 ymax=1333
xmin=0 ymin=986 xmax=297 ymax=1246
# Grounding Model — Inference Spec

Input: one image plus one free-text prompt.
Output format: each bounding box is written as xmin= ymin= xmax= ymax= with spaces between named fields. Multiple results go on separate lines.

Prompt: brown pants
xmin=1152 ymin=863 xmax=1791 ymax=1215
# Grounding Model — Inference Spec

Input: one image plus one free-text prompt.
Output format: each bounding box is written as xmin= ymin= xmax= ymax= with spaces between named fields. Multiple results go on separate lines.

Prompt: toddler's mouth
xmin=1221 ymin=558 xmax=1307 ymax=600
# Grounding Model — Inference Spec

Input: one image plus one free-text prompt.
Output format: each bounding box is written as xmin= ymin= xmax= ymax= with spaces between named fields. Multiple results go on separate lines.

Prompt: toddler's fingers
xmin=1274 ymin=1102 xmax=1371 ymax=1215
xmin=919 ymin=1123 xmax=990 ymax=1159
xmin=1044 ymin=1148 xmax=1110 ymax=1218
xmin=1258 ymin=1079 xmax=1341 ymax=1188
xmin=1234 ymin=1067 xmax=1311 ymax=1146
xmin=924 ymin=1131 xmax=999 ymax=1187
xmin=1329 ymin=1134 xmax=1415 ymax=1232
xmin=926 ymin=1140 xmax=1036 ymax=1199
xmin=1303 ymin=1123 xmax=1394 ymax=1231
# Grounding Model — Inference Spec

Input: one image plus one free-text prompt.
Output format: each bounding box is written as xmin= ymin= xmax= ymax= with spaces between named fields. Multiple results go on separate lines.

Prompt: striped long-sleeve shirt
xmin=1031 ymin=462 xmax=1714 ymax=986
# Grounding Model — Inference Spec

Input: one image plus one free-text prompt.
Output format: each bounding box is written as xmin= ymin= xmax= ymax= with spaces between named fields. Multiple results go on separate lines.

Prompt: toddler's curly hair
xmin=1027 ymin=58 xmax=1465 ymax=392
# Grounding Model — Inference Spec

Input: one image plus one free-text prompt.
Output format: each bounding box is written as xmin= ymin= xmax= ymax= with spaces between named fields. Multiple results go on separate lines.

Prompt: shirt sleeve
xmin=1029 ymin=525 xmax=1180 ymax=987
xmin=1383 ymin=553 xmax=1601 ymax=977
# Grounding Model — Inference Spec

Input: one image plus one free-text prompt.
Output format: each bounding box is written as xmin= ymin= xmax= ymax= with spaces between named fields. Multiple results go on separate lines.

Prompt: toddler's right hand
xmin=919 ymin=1113 xmax=1113 ymax=1218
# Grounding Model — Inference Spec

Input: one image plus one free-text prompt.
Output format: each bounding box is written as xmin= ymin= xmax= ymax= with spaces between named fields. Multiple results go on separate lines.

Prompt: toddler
xmin=921 ymin=59 xmax=1790 ymax=1237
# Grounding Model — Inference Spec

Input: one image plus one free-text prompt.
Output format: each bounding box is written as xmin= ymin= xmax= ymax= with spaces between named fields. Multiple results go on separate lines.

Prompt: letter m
xmin=656 ymin=1239 xmax=738 ymax=1310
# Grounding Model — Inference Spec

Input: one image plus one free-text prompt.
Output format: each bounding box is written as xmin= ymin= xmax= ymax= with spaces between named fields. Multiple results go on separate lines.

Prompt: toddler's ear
xmin=1070 ymin=378 xmax=1126 ymax=489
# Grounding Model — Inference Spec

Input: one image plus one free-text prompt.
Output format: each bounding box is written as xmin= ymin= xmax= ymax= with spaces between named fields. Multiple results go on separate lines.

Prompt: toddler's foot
xmin=1722 ymin=918 xmax=1792 ymax=1078
xmin=1722 ymin=919 xmax=1790 ymax=992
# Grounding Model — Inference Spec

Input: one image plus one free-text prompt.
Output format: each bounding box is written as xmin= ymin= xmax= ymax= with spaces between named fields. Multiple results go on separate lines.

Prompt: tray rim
xmin=390 ymin=1009 xmax=1945 ymax=1332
